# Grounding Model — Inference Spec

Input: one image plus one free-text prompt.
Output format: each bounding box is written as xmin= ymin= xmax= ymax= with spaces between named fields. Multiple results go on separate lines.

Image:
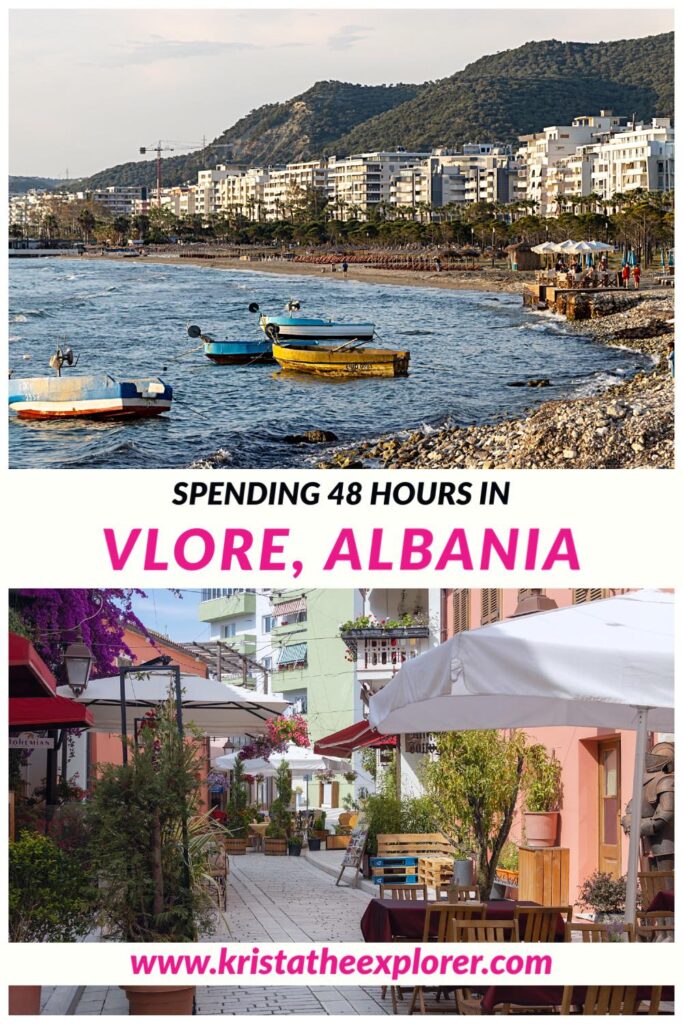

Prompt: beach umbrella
xmin=369 ymin=590 xmax=673 ymax=924
xmin=58 ymin=673 xmax=289 ymax=736
xmin=557 ymin=239 xmax=578 ymax=253
xmin=588 ymin=241 xmax=614 ymax=252
xmin=668 ymin=249 xmax=675 ymax=267
xmin=530 ymin=242 xmax=558 ymax=254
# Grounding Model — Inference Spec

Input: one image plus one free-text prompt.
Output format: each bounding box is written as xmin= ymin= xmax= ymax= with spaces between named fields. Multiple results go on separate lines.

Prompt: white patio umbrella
xmin=556 ymin=239 xmax=579 ymax=253
xmin=369 ymin=590 xmax=674 ymax=922
xmin=589 ymin=240 xmax=615 ymax=252
xmin=215 ymin=743 xmax=351 ymax=776
xmin=530 ymin=242 xmax=559 ymax=254
xmin=58 ymin=673 xmax=289 ymax=736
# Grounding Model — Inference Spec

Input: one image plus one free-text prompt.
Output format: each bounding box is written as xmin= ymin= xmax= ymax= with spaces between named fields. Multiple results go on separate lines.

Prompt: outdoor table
xmin=249 ymin=822 xmax=268 ymax=851
xmin=360 ymin=899 xmax=564 ymax=943
xmin=647 ymin=890 xmax=674 ymax=914
xmin=481 ymin=985 xmax=673 ymax=1013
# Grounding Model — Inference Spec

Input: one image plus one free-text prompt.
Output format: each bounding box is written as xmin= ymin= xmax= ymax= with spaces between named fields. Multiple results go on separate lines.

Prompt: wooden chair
xmin=408 ymin=905 xmax=487 ymax=1015
xmin=560 ymin=986 xmax=662 ymax=1015
xmin=447 ymin=884 xmax=481 ymax=902
xmin=379 ymin=883 xmax=428 ymax=901
xmin=636 ymin=910 xmax=674 ymax=942
xmin=451 ymin=921 xmax=518 ymax=1015
xmin=639 ymin=870 xmax=674 ymax=906
xmin=564 ymin=921 xmax=634 ymax=942
xmin=514 ymin=904 xmax=572 ymax=941
xmin=379 ymin=883 xmax=428 ymax=1012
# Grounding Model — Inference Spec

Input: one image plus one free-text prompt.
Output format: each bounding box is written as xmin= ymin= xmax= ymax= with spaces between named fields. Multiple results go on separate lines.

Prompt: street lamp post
xmin=492 ymin=227 xmax=496 ymax=268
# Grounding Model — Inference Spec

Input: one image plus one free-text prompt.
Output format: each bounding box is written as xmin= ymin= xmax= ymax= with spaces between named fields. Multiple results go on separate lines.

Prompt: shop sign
xmin=404 ymin=732 xmax=437 ymax=755
xmin=9 ymin=733 xmax=55 ymax=750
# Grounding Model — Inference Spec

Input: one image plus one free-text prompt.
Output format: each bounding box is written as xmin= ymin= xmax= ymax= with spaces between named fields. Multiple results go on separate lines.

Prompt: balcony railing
xmin=340 ymin=625 xmax=430 ymax=664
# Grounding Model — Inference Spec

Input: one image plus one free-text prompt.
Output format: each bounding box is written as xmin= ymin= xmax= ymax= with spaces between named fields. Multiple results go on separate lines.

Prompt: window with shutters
xmin=573 ymin=588 xmax=607 ymax=604
xmin=481 ymin=589 xmax=501 ymax=625
xmin=518 ymin=588 xmax=545 ymax=600
xmin=452 ymin=589 xmax=470 ymax=635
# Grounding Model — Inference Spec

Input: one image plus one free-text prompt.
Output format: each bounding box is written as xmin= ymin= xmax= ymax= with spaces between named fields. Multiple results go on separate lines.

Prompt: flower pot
xmin=326 ymin=834 xmax=351 ymax=850
xmin=524 ymin=811 xmax=559 ymax=848
xmin=122 ymin=986 xmax=196 ymax=1016
xmin=223 ymin=836 xmax=248 ymax=855
xmin=288 ymin=842 xmax=302 ymax=856
xmin=307 ymin=837 xmax=321 ymax=851
xmin=264 ymin=837 xmax=288 ymax=856
xmin=453 ymin=859 xmax=475 ymax=886
xmin=9 ymin=986 xmax=41 ymax=1015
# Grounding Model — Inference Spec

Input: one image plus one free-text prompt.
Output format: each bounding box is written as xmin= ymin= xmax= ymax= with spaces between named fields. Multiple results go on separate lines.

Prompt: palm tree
xmin=77 ymin=209 xmax=96 ymax=243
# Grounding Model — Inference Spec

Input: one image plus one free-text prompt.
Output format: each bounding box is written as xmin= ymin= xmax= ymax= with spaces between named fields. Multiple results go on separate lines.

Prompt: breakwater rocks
xmin=320 ymin=294 xmax=674 ymax=471
xmin=556 ymin=290 xmax=640 ymax=320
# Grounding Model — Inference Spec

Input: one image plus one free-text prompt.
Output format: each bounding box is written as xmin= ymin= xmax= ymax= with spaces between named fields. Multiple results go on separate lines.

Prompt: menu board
xmin=335 ymin=826 xmax=368 ymax=887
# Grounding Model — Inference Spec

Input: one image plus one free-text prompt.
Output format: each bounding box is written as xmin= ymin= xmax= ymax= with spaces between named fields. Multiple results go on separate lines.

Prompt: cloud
xmin=327 ymin=24 xmax=371 ymax=52
xmin=93 ymin=35 xmax=260 ymax=67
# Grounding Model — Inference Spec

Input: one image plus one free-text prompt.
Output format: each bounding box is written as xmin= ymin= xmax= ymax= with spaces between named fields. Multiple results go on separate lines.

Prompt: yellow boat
xmin=272 ymin=342 xmax=410 ymax=378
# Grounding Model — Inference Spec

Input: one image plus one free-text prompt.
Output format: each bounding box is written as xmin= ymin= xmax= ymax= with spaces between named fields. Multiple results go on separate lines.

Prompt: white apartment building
xmin=590 ymin=118 xmax=674 ymax=200
xmin=540 ymin=117 xmax=675 ymax=214
xmin=216 ymin=168 xmax=270 ymax=221
xmin=327 ymin=151 xmax=431 ymax=219
xmin=158 ymin=185 xmax=198 ymax=218
xmin=517 ymin=112 xmax=625 ymax=215
xmin=196 ymin=165 xmax=244 ymax=216
xmin=80 ymin=186 xmax=148 ymax=217
xmin=262 ymin=160 xmax=328 ymax=220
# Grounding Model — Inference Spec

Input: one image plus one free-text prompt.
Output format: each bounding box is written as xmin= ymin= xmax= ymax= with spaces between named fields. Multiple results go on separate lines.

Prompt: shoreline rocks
xmin=319 ymin=292 xmax=674 ymax=471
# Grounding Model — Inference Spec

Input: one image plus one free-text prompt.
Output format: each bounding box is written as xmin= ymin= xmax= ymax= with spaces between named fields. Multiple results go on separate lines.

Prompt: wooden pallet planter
xmin=326 ymin=834 xmax=352 ymax=850
xmin=370 ymin=855 xmax=419 ymax=885
xmin=418 ymin=857 xmax=454 ymax=890
xmin=377 ymin=833 xmax=453 ymax=859
xmin=223 ymin=837 xmax=248 ymax=856
xmin=264 ymin=837 xmax=288 ymax=856
xmin=518 ymin=847 xmax=569 ymax=906
xmin=372 ymin=873 xmax=419 ymax=885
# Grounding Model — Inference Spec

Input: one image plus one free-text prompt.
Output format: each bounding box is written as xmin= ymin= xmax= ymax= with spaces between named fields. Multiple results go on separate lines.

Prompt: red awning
xmin=273 ymin=598 xmax=307 ymax=617
xmin=9 ymin=632 xmax=57 ymax=697
xmin=313 ymin=720 xmax=396 ymax=758
xmin=9 ymin=696 xmax=94 ymax=730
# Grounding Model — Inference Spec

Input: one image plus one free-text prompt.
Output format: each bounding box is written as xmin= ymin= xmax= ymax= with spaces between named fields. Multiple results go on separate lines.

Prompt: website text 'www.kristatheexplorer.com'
xmin=130 ymin=946 xmax=553 ymax=981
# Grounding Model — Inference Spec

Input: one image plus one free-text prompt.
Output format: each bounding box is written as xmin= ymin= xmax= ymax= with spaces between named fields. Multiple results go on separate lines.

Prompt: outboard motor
xmin=49 ymin=346 xmax=78 ymax=377
xmin=285 ymin=299 xmax=301 ymax=313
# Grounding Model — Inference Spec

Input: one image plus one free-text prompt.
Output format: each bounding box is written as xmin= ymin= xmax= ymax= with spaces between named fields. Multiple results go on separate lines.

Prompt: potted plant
xmin=288 ymin=834 xmax=303 ymax=857
xmin=577 ymin=871 xmax=628 ymax=924
xmin=10 ymin=829 xmax=97 ymax=1015
xmin=326 ymin=824 xmax=352 ymax=851
xmin=85 ymin=699 xmax=218 ymax=1015
xmin=224 ymin=758 xmax=250 ymax=854
xmin=523 ymin=744 xmax=562 ymax=848
xmin=310 ymin=811 xmax=329 ymax=842
xmin=264 ymin=761 xmax=292 ymax=856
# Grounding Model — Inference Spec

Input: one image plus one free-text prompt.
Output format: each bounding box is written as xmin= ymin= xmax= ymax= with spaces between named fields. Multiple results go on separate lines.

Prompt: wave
xmin=8 ymin=334 xmax=21 ymax=342
xmin=11 ymin=309 xmax=47 ymax=321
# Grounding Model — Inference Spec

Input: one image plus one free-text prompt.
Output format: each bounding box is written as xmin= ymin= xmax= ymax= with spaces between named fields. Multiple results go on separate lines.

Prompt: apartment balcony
xmin=198 ymin=591 xmax=256 ymax=622
xmin=341 ymin=624 xmax=430 ymax=663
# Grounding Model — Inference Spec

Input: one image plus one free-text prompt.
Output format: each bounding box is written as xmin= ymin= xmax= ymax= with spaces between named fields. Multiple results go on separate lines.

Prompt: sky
xmin=9 ymin=8 xmax=674 ymax=178
xmin=130 ymin=589 xmax=209 ymax=643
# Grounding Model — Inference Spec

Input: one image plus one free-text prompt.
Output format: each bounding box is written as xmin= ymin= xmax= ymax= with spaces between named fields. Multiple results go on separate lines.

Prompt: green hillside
xmin=75 ymin=81 xmax=421 ymax=190
xmin=331 ymin=33 xmax=674 ymax=152
xmin=9 ymin=176 xmax=63 ymax=194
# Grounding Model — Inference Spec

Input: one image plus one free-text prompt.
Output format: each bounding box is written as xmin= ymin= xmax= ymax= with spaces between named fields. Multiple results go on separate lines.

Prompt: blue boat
xmin=9 ymin=374 xmax=173 ymax=419
xmin=187 ymin=324 xmax=318 ymax=366
xmin=254 ymin=300 xmax=375 ymax=342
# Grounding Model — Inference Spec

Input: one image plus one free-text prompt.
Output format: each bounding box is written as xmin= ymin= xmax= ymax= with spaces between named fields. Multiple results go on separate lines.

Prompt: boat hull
xmin=261 ymin=315 xmax=374 ymax=341
xmin=272 ymin=344 xmax=410 ymax=379
xmin=204 ymin=340 xmax=275 ymax=365
xmin=8 ymin=375 xmax=173 ymax=420
xmin=203 ymin=338 xmax=320 ymax=365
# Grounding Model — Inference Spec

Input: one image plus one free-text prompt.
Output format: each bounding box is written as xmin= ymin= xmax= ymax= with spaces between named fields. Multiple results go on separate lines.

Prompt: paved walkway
xmin=42 ymin=853 xmax=391 ymax=1015
xmin=214 ymin=849 xmax=373 ymax=942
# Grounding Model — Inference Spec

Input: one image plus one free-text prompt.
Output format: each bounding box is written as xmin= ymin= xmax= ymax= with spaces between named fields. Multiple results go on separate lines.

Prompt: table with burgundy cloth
xmin=647 ymin=890 xmax=674 ymax=914
xmin=481 ymin=985 xmax=674 ymax=1013
xmin=360 ymin=899 xmax=565 ymax=943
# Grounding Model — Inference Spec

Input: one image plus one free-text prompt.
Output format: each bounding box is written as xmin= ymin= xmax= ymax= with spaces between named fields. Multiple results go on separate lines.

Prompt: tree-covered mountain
xmin=29 ymin=32 xmax=674 ymax=193
xmin=331 ymin=34 xmax=674 ymax=153
xmin=73 ymin=81 xmax=421 ymax=190
xmin=9 ymin=175 xmax=63 ymax=194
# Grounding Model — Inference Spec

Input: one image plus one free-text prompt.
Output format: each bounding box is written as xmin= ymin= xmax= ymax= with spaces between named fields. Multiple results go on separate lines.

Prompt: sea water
xmin=8 ymin=258 xmax=650 ymax=469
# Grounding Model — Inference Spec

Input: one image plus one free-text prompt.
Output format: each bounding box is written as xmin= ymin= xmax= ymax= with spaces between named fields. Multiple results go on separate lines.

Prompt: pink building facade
xmin=440 ymin=588 xmax=663 ymax=905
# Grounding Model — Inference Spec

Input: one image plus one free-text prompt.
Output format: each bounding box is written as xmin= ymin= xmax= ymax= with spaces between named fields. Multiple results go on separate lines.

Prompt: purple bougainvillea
xmin=13 ymin=589 xmax=149 ymax=680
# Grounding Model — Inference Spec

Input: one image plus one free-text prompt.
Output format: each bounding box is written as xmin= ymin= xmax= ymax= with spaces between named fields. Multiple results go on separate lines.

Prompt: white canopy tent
xmin=531 ymin=240 xmax=616 ymax=255
xmin=369 ymin=590 xmax=674 ymax=921
xmin=215 ymin=743 xmax=351 ymax=777
xmin=57 ymin=673 xmax=289 ymax=736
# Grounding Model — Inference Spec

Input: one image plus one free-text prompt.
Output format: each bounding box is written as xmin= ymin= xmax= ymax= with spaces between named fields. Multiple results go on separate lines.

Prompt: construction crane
xmin=139 ymin=140 xmax=202 ymax=206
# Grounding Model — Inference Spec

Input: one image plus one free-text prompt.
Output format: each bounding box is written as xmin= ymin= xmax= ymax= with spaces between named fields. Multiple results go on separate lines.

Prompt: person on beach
xmin=622 ymin=263 xmax=631 ymax=289
xmin=666 ymin=341 xmax=674 ymax=377
xmin=434 ymin=256 xmax=442 ymax=273
xmin=633 ymin=264 xmax=641 ymax=290
xmin=341 ymin=259 xmax=348 ymax=277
